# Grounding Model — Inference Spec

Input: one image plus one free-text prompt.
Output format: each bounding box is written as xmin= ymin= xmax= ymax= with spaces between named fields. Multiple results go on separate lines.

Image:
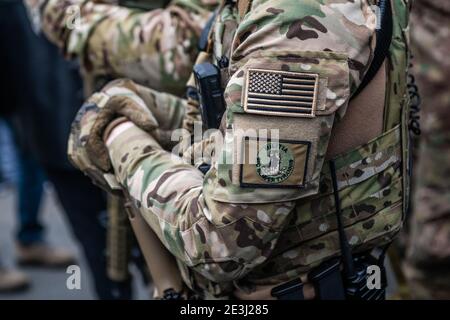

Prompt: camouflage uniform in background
xmin=25 ymin=0 xmax=218 ymax=95
xmin=403 ymin=0 xmax=450 ymax=299
xmin=69 ymin=0 xmax=411 ymax=299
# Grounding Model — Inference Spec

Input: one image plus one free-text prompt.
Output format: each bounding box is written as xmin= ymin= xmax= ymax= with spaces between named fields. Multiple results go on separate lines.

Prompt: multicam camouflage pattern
xmin=71 ymin=0 xmax=409 ymax=299
xmin=404 ymin=0 xmax=450 ymax=299
xmin=211 ymin=51 xmax=351 ymax=204
xmin=251 ymin=126 xmax=404 ymax=284
xmin=68 ymin=79 xmax=187 ymax=193
xmin=24 ymin=0 xmax=218 ymax=95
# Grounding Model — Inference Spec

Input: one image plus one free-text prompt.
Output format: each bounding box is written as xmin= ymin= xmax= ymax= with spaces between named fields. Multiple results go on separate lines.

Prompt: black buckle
xmin=198 ymin=163 xmax=211 ymax=174
xmin=271 ymin=278 xmax=304 ymax=300
xmin=309 ymin=258 xmax=345 ymax=300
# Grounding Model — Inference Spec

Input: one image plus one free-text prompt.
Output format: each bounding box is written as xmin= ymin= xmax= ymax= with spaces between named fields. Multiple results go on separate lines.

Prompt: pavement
xmin=0 ymin=183 xmax=149 ymax=300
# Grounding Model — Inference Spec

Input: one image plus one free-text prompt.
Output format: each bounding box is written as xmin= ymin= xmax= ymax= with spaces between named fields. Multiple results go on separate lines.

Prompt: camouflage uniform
xmin=70 ymin=0 xmax=411 ymax=299
xmin=23 ymin=0 xmax=217 ymax=292
xmin=403 ymin=0 xmax=450 ymax=299
xmin=25 ymin=0 xmax=218 ymax=95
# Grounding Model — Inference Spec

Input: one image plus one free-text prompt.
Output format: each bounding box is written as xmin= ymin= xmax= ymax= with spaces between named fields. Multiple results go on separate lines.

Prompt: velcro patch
xmin=240 ymin=137 xmax=311 ymax=188
xmin=244 ymin=68 xmax=319 ymax=118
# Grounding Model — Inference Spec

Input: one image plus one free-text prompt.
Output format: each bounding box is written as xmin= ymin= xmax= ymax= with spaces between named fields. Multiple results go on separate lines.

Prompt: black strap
xmin=352 ymin=0 xmax=393 ymax=98
xmin=198 ymin=9 xmax=218 ymax=52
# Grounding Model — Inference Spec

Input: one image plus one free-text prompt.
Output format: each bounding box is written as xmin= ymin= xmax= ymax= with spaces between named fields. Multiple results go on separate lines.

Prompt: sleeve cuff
xmin=103 ymin=117 xmax=131 ymax=145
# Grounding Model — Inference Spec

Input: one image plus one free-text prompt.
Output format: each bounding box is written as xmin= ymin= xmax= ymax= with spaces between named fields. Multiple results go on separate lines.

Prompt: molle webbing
xmin=247 ymin=125 xmax=403 ymax=284
xmin=383 ymin=0 xmax=411 ymax=221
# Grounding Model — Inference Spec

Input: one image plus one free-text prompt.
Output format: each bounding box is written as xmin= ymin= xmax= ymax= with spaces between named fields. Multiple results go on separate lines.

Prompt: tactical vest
xmin=181 ymin=0 xmax=411 ymax=299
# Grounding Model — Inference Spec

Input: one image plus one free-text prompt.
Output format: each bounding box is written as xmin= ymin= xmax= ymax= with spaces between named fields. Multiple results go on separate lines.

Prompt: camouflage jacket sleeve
xmin=24 ymin=0 xmax=217 ymax=95
xmin=105 ymin=0 xmax=376 ymax=284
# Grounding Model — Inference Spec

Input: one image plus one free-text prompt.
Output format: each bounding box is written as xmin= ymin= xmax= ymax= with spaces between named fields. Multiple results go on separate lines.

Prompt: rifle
xmin=124 ymin=194 xmax=185 ymax=299
xmin=106 ymin=194 xmax=131 ymax=282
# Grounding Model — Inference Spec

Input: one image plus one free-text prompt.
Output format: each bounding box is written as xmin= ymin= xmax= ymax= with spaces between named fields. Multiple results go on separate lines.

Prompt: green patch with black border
xmin=240 ymin=137 xmax=310 ymax=188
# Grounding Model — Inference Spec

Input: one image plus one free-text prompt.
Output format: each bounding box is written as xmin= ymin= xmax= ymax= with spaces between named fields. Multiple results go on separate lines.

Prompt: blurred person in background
xmin=403 ymin=0 xmax=450 ymax=299
xmin=0 ymin=114 xmax=30 ymax=293
xmin=5 ymin=118 xmax=73 ymax=268
xmin=0 ymin=119 xmax=17 ymax=190
xmin=0 ymin=0 xmax=137 ymax=299
xmin=0 ymin=0 xmax=75 ymax=293
xmin=25 ymin=0 xmax=218 ymax=95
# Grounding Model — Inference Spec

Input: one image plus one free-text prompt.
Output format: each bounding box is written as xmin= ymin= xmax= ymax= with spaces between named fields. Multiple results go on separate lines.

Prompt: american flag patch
xmin=244 ymin=68 xmax=319 ymax=118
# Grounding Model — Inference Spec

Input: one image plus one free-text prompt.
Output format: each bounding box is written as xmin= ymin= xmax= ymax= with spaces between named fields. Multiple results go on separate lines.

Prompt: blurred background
xmin=0 ymin=179 xmax=149 ymax=299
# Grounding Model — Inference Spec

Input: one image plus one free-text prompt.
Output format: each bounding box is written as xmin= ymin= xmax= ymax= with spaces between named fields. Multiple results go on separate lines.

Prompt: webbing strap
xmin=352 ymin=0 xmax=393 ymax=98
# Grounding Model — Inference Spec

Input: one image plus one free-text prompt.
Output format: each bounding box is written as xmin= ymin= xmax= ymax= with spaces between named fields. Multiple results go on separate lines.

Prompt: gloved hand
xmin=68 ymin=79 xmax=160 ymax=192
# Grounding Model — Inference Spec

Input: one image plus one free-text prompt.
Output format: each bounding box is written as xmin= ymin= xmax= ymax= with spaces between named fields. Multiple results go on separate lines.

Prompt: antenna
xmin=329 ymin=160 xmax=356 ymax=280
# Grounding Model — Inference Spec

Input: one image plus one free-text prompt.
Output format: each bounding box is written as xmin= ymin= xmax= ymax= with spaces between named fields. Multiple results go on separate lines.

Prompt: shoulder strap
xmin=352 ymin=0 xmax=393 ymax=98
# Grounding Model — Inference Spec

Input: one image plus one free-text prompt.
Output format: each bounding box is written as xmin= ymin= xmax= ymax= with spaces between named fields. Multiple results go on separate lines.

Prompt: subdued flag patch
xmin=244 ymin=68 xmax=319 ymax=118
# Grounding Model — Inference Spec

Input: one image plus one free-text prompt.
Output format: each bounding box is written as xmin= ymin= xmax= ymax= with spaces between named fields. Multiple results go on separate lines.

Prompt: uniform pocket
xmin=208 ymin=51 xmax=352 ymax=204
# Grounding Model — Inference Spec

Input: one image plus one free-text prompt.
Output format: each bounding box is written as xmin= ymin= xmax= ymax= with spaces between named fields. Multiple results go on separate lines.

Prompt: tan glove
xmin=68 ymin=79 xmax=159 ymax=191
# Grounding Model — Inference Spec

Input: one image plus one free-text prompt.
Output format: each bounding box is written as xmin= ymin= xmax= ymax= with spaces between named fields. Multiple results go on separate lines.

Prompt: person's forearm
xmin=24 ymin=0 xmax=119 ymax=55
xmin=25 ymin=0 xmax=215 ymax=95
xmin=105 ymin=122 xmax=295 ymax=283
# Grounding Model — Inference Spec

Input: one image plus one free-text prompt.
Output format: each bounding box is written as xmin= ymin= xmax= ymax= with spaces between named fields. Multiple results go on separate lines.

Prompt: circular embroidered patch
xmin=256 ymin=142 xmax=294 ymax=184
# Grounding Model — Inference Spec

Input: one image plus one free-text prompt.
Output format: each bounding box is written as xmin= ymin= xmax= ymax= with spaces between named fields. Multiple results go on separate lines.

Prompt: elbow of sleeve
xmin=192 ymin=259 xmax=247 ymax=284
xmin=186 ymin=217 xmax=276 ymax=284
xmin=179 ymin=199 xmax=291 ymax=284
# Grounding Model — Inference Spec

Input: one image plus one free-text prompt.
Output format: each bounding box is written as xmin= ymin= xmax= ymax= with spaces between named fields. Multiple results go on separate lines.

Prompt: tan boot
xmin=16 ymin=243 xmax=76 ymax=268
xmin=0 ymin=268 xmax=30 ymax=293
